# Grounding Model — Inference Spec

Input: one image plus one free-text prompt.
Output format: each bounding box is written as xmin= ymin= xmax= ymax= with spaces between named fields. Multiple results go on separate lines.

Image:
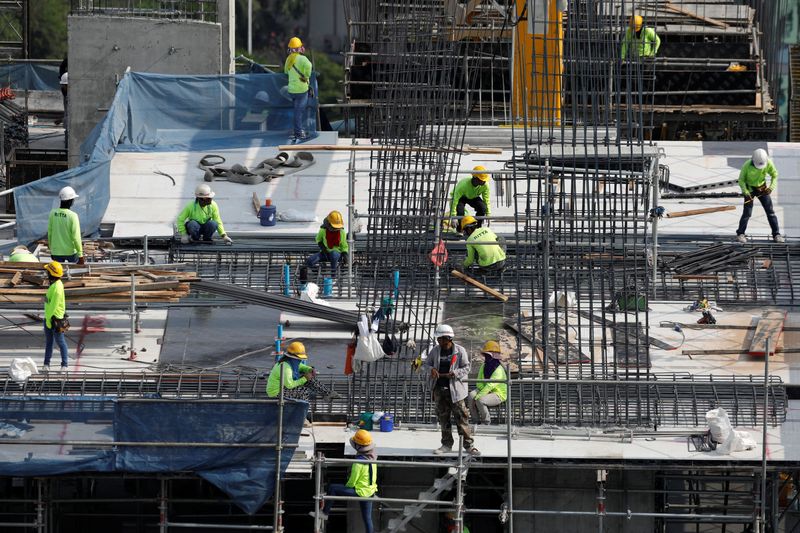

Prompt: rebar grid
xmin=69 ymin=0 xmax=217 ymax=20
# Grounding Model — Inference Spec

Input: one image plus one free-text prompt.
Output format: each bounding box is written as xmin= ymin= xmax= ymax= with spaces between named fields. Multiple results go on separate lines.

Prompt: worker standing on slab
xmin=8 ymin=245 xmax=38 ymax=262
xmin=303 ymin=210 xmax=349 ymax=280
xmin=461 ymin=216 xmax=506 ymax=272
xmin=47 ymin=186 xmax=84 ymax=264
xmin=621 ymin=15 xmax=661 ymax=60
xmin=736 ymin=148 xmax=783 ymax=243
xmin=449 ymin=166 xmax=491 ymax=228
xmin=176 ymin=184 xmax=233 ymax=245
xmin=426 ymin=324 xmax=480 ymax=457
xmin=311 ymin=429 xmax=377 ymax=532
xmin=42 ymin=261 xmax=68 ymax=372
xmin=467 ymin=341 xmax=507 ymax=425
xmin=266 ymin=341 xmax=338 ymax=400
xmin=285 ymin=36 xmax=313 ymax=142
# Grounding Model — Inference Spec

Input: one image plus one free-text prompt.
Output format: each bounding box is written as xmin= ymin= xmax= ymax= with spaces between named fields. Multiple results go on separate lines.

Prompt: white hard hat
xmin=58 ymin=186 xmax=79 ymax=201
xmin=12 ymin=245 xmax=28 ymax=253
xmin=434 ymin=324 xmax=454 ymax=339
xmin=195 ymin=183 xmax=215 ymax=198
xmin=752 ymin=148 xmax=768 ymax=169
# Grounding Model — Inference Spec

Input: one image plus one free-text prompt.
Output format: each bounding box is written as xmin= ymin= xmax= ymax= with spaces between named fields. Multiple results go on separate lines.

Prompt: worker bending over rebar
xmin=266 ymin=341 xmax=338 ymax=401
xmin=449 ymin=165 xmax=491 ymax=229
xmin=736 ymin=148 xmax=783 ymax=243
xmin=461 ymin=216 xmax=506 ymax=273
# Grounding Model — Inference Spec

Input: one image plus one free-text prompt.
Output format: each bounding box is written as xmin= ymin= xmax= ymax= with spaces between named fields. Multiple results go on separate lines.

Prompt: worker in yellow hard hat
xmin=285 ymin=36 xmax=313 ymax=142
xmin=449 ymin=165 xmax=491 ymax=229
xmin=467 ymin=341 xmax=507 ymax=425
xmin=310 ymin=428 xmax=378 ymax=531
xmin=43 ymin=261 xmax=69 ymax=372
xmin=176 ymin=184 xmax=232 ymax=245
xmin=621 ymin=15 xmax=661 ymax=60
xmin=302 ymin=211 xmax=349 ymax=282
xmin=266 ymin=341 xmax=339 ymax=400
xmin=461 ymin=216 xmax=506 ymax=272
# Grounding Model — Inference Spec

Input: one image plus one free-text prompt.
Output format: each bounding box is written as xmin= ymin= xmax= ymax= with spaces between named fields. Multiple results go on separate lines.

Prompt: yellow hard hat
xmin=352 ymin=429 xmax=373 ymax=446
xmin=44 ymin=261 xmax=63 ymax=278
xmin=285 ymin=341 xmax=308 ymax=359
xmin=326 ymin=210 xmax=345 ymax=229
xmin=460 ymin=215 xmax=478 ymax=231
xmin=630 ymin=15 xmax=643 ymax=31
xmin=471 ymin=165 xmax=489 ymax=182
xmin=482 ymin=340 xmax=501 ymax=354
xmin=288 ymin=37 xmax=303 ymax=49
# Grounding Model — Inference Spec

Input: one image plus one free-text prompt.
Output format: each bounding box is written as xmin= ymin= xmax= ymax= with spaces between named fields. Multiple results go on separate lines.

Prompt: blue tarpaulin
xmin=0 ymin=62 xmax=60 ymax=91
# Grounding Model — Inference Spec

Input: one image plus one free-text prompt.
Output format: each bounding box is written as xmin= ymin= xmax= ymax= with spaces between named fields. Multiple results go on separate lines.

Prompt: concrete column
xmin=217 ymin=0 xmax=235 ymax=73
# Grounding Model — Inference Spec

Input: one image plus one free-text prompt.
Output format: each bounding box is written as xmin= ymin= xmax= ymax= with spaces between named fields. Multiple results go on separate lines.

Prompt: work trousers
xmin=323 ymin=484 xmax=374 ymax=533
xmin=736 ymin=193 xmax=780 ymax=237
xmin=434 ymin=388 xmax=473 ymax=449
xmin=44 ymin=320 xmax=69 ymax=367
xmin=456 ymin=196 xmax=488 ymax=227
xmin=306 ymin=250 xmax=342 ymax=276
xmin=51 ymin=254 xmax=78 ymax=263
xmin=291 ymin=91 xmax=309 ymax=137
xmin=467 ymin=390 xmax=504 ymax=424
xmin=185 ymin=220 xmax=218 ymax=241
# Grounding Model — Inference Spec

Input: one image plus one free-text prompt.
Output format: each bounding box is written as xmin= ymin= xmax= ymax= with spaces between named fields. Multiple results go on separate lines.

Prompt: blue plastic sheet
xmin=0 ymin=62 xmax=60 ymax=91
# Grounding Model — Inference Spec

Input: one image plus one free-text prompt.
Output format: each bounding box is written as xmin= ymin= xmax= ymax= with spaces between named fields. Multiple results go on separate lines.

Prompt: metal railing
xmin=70 ymin=0 xmax=217 ymax=21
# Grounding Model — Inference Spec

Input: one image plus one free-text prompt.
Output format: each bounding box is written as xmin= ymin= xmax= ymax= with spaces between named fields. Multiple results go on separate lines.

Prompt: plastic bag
xmin=277 ymin=209 xmax=319 ymax=222
xmin=9 ymin=357 xmax=38 ymax=382
xmin=705 ymin=407 xmax=732 ymax=444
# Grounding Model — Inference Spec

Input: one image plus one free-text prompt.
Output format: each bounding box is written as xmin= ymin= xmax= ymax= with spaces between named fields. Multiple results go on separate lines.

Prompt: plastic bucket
xmin=380 ymin=413 xmax=394 ymax=432
xmin=258 ymin=204 xmax=277 ymax=226
xmin=358 ymin=412 xmax=373 ymax=431
xmin=322 ymin=277 xmax=333 ymax=297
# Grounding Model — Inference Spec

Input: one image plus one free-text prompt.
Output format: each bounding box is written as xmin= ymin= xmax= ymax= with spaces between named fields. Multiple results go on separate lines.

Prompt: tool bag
xmin=52 ymin=315 xmax=70 ymax=333
xmin=292 ymin=65 xmax=315 ymax=98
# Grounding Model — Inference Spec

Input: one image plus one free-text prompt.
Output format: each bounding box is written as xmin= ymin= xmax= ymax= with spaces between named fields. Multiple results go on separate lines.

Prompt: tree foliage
xmin=28 ymin=0 xmax=69 ymax=59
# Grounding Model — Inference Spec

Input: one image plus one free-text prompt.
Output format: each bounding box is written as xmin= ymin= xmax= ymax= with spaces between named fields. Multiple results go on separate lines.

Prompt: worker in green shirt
xmin=736 ymin=148 xmax=783 ymax=243
xmin=450 ymin=166 xmax=491 ymax=229
xmin=302 ymin=210 xmax=349 ymax=281
xmin=461 ymin=216 xmax=506 ymax=272
xmin=285 ymin=36 xmax=313 ymax=142
xmin=176 ymin=184 xmax=233 ymax=245
xmin=266 ymin=341 xmax=338 ymax=400
xmin=8 ymin=245 xmax=38 ymax=262
xmin=621 ymin=15 xmax=660 ymax=60
xmin=47 ymin=186 xmax=84 ymax=264
xmin=43 ymin=261 xmax=69 ymax=372
xmin=312 ymin=429 xmax=377 ymax=532
xmin=445 ymin=511 xmax=471 ymax=533
xmin=467 ymin=341 xmax=508 ymax=425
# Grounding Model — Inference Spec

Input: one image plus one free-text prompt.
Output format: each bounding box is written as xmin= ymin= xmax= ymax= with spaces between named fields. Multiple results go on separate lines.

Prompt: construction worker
xmin=266 ymin=341 xmax=338 ymax=400
xmin=450 ymin=166 xmax=491 ymax=228
xmin=176 ymin=184 xmax=233 ymax=245
xmin=736 ymin=148 xmax=783 ymax=243
xmin=461 ymin=216 xmax=506 ymax=272
xmin=426 ymin=324 xmax=480 ymax=456
xmin=43 ymin=261 xmax=68 ymax=372
xmin=621 ymin=15 xmax=661 ymax=60
xmin=8 ymin=245 xmax=37 ymax=262
xmin=312 ymin=429 xmax=377 ymax=532
xmin=303 ymin=210 xmax=349 ymax=279
xmin=467 ymin=341 xmax=507 ymax=425
xmin=445 ymin=511 xmax=471 ymax=533
xmin=47 ymin=186 xmax=84 ymax=264
xmin=285 ymin=36 xmax=313 ymax=141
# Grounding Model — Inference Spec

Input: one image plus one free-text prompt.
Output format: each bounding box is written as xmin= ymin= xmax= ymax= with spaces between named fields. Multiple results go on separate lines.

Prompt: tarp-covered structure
xmin=13 ymin=71 xmax=318 ymax=245
xmin=0 ymin=397 xmax=308 ymax=514
xmin=0 ymin=62 xmax=60 ymax=91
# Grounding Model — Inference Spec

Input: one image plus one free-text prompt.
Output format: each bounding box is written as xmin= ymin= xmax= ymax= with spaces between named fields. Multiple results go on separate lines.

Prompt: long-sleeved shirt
xmin=176 ymin=200 xmax=226 ymax=236
xmin=266 ymin=360 xmax=312 ymax=397
xmin=44 ymin=278 xmax=65 ymax=329
xmin=284 ymin=53 xmax=312 ymax=94
xmin=346 ymin=458 xmax=378 ymax=497
xmin=621 ymin=27 xmax=661 ymax=59
xmin=464 ymin=227 xmax=506 ymax=268
xmin=9 ymin=251 xmax=38 ymax=262
xmin=47 ymin=208 xmax=83 ymax=257
xmin=449 ymin=177 xmax=490 ymax=217
xmin=738 ymin=159 xmax=778 ymax=195
xmin=315 ymin=228 xmax=349 ymax=253
xmin=474 ymin=363 xmax=508 ymax=402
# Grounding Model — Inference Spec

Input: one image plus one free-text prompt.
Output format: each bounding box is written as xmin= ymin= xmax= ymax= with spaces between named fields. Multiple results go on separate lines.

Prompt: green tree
xmin=29 ymin=0 xmax=68 ymax=59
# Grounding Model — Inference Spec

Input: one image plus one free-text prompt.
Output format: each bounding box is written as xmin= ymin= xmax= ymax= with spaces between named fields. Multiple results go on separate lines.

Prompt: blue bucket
xmin=380 ymin=413 xmax=394 ymax=432
xmin=258 ymin=203 xmax=277 ymax=226
xmin=322 ymin=277 xmax=333 ymax=297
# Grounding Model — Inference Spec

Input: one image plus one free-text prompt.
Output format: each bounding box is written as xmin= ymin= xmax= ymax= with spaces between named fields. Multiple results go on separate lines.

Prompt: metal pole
xmin=456 ymin=436 xmax=464 ymax=533
xmin=650 ymin=156 xmax=660 ymax=299
xmin=597 ymin=469 xmax=607 ymax=533
xmin=159 ymin=477 xmax=168 ymax=533
xmin=347 ymin=144 xmax=356 ymax=298
xmin=143 ymin=235 xmax=149 ymax=265
xmin=759 ymin=337 xmax=770 ymax=532
xmin=273 ymin=362 xmax=285 ymax=533
xmin=36 ymin=478 xmax=43 ymax=533
xmin=506 ymin=364 xmax=514 ymax=532
xmin=247 ymin=0 xmax=252 ymax=54
xmin=314 ymin=452 xmax=323 ymax=533
xmin=129 ymin=273 xmax=136 ymax=360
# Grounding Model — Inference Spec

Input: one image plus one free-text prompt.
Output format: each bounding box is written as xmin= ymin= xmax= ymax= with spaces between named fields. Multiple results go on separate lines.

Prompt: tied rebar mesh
xmin=69 ymin=0 xmax=217 ymax=21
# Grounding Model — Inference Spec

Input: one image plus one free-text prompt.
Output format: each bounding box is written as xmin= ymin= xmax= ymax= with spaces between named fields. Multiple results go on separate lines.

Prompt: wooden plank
xmin=277 ymin=144 xmax=503 ymax=155
xmin=662 ymin=2 xmax=730 ymax=28
xmin=21 ymin=273 xmax=46 ymax=286
xmin=8 ymin=271 xmax=22 ymax=287
xmin=64 ymin=281 xmax=180 ymax=297
xmin=665 ymin=205 xmax=736 ymax=218
xmin=749 ymin=311 xmax=787 ymax=356
xmin=451 ymin=270 xmax=508 ymax=301
xmin=252 ymin=192 xmax=261 ymax=216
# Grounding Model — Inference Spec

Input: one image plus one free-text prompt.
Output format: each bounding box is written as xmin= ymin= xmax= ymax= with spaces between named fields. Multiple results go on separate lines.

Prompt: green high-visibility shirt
xmin=266 ymin=360 xmax=312 ymax=397
xmin=44 ymin=278 xmax=65 ymax=329
xmin=9 ymin=251 xmax=38 ymax=262
xmin=738 ymin=160 xmax=778 ymax=195
xmin=475 ymin=363 xmax=508 ymax=402
xmin=284 ymin=53 xmax=312 ymax=94
xmin=346 ymin=460 xmax=378 ymax=498
xmin=621 ymin=27 xmax=661 ymax=59
xmin=464 ymin=227 xmax=506 ymax=268
xmin=47 ymin=208 xmax=83 ymax=257
xmin=315 ymin=228 xmax=349 ymax=253
xmin=449 ymin=177 xmax=490 ymax=217
xmin=176 ymin=200 xmax=226 ymax=236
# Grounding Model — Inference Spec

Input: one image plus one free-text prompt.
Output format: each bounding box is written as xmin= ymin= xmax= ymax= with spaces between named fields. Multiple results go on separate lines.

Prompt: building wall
xmin=307 ymin=0 xmax=347 ymax=54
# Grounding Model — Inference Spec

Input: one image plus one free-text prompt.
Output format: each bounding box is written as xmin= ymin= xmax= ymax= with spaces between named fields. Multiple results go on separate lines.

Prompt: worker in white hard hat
xmin=449 ymin=166 xmax=491 ymax=229
xmin=621 ymin=15 xmax=660 ymax=60
xmin=736 ymin=148 xmax=783 ymax=243
xmin=176 ymin=184 xmax=232 ymax=245
xmin=47 ymin=186 xmax=84 ymax=264
xmin=425 ymin=324 xmax=480 ymax=457
xmin=285 ymin=36 xmax=313 ymax=141
xmin=8 ymin=245 xmax=38 ymax=262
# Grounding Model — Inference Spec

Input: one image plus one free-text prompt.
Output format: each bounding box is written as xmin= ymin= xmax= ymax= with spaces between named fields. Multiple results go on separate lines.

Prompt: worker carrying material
xmin=449 ymin=166 xmax=491 ymax=228
xmin=47 ymin=186 xmax=84 ymax=264
xmin=467 ymin=340 xmax=507 ymax=425
xmin=310 ymin=429 xmax=377 ymax=532
xmin=461 ymin=216 xmax=506 ymax=272
xmin=8 ymin=245 xmax=38 ymax=262
xmin=303 ymin=210 xmax=349 ymax=280
xmin=621 ymin=15 xmax=661 ymax=59
xmin=736 ymin=148 xmax=783 ymax=243
xmin=425 ymin=324 xmax=480 ymax=457
xmin=285 ymin=36 xmax=313 ymax=142
xmin=176 ymin=184 xmax=233 ymax=245
xmin=42 ymin=261 xmax=69 ymax=372
xmin=266 ymin=341 xmax=338 ymax=401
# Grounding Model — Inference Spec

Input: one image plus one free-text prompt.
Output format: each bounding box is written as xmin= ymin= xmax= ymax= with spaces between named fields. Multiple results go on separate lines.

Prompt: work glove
xmin=77 ymin=256 xmax=85 ymax=265
xmin=340 ymin=252 xmax=349 ymax=265
xmin=180 ymin=235 xmax=191 ymax=244
xmin=222 ymin=234 xmax=233 ymax=245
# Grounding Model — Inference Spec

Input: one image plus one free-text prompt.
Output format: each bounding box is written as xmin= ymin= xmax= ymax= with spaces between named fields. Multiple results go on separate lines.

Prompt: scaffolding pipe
xmin=274 ymin=363 xmax=285 ymax=533
xmin=313 ymin=453 xmax=323 ymax=533
xmin=164 ymin=523 xmax=272 ymax=530
xmin=467 ymin=507 xmax=755 ymax=520
xmin=759 ymin=337 xmax=770 ymax=532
